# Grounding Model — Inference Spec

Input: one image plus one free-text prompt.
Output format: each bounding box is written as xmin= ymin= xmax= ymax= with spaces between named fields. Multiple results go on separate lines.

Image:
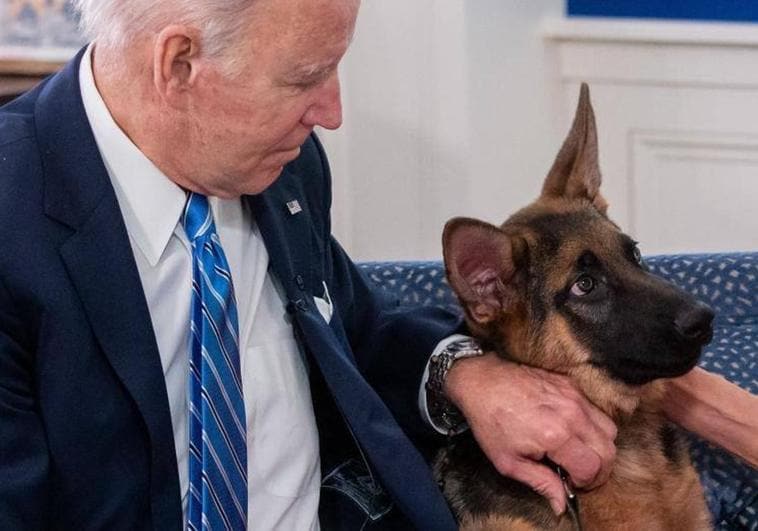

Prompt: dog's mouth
xmin=600 ymin=344 xmax=705 ymax=386
xmin=697 ymin=327 xmax=714 ymax=346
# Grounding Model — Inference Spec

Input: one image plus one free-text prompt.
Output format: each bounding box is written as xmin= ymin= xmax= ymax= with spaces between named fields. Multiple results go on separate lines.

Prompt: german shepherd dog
xmin=435 ymin=84 xmax=714 ymax=530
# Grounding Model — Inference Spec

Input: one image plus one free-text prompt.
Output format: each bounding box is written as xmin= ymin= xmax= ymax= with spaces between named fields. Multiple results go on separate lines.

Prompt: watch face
xmin=449 ymin=339 xmax=484 ymax=358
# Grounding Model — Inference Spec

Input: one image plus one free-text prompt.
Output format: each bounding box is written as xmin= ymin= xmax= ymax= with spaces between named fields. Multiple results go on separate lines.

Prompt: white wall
xmin=320 ymin=3 xmax=758 ymax=261
xmin=321 ymin=0 xmax=565 ymax=261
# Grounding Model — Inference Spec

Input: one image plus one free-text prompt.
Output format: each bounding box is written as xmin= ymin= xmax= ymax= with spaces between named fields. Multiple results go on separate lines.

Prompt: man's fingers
xmin=560 ymin=398 xmax=617 ymax=488
xmin=581 ymin=433 xmax=616 ymax=488
xmin=582 ymin=400 xmax=618 ymax=442
xmin=495 ymin=456 xmax=567 ymax=516
xmin=547 ymin=438 xmax=602 ymax=488
xmin=575 ymin=407 xmax=617 ymax=487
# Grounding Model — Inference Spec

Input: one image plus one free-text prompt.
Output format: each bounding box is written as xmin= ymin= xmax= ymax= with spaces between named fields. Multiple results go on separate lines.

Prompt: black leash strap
xmin=556 ymin=465 xmax=584 ymax=531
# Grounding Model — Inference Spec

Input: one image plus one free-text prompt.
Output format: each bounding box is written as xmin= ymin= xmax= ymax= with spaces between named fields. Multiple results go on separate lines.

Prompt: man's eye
xmin=291 ymin=71 xmax=331 ymax=90
xmin=570 ymin=275 xmax=595 ymax=296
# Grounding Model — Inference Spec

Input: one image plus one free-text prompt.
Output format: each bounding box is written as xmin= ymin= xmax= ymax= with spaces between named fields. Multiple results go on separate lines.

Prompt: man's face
xmin=180 ymin=0 xmax=359 ymax=197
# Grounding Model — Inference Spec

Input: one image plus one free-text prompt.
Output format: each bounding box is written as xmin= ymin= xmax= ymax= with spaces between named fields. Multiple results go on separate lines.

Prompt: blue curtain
xmin=567 ymin=1 xmax=758 ymax=23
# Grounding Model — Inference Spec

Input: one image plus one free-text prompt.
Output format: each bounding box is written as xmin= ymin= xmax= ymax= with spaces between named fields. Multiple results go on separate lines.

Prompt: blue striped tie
xmin=183 ymin=193 xmax=247 ymax=530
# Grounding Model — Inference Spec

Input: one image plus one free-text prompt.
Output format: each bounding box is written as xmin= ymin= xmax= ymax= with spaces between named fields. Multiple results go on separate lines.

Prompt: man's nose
xmin=302 ymin=73 xmax=343 ymax=130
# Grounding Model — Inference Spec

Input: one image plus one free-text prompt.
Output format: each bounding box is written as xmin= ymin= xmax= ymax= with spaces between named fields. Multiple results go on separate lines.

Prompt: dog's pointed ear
xmin=443 ymin=217 xmax=520 ymax=325
xmin=542 ymin=83 xmax=607 ymax=214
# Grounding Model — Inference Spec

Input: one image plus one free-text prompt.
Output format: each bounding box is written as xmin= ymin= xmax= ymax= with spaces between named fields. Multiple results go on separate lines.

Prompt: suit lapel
xmin=250 ymin=163 xmax=456 ymax=530
xmin=35 ymin=49 xmax=182 ymax=529
xmin=246 ymin=167 xmax=314 ymax=299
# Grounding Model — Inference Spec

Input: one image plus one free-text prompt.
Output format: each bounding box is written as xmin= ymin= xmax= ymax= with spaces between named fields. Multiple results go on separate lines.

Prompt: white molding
xmin=633 ymin=130 xmax=758 ymax=159
xmin=544 ymin=18 xmax=758 ymax=88
xmin=552 ymin=42 xmax=758 ymax=89
xmin=543 ymin=17 xmax=758 ymax=47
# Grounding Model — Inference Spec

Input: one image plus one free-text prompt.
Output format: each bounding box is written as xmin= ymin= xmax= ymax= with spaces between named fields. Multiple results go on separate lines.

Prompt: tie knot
xmin=182 ymin=193 xmax=214 ymax=241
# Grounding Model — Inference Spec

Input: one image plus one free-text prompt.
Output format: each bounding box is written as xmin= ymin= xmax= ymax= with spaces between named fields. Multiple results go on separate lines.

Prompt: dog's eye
xmin=571 ymin=275 xmax=595 ymax=296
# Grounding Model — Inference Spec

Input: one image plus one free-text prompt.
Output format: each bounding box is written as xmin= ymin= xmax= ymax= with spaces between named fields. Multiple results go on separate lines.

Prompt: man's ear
xmin=541 ymin=82 xmax=608 ymax=215
xmin=152 ymin=25 xmax=201 ymax=106
xmin=442 ymin=218 xmax=521 ymax=325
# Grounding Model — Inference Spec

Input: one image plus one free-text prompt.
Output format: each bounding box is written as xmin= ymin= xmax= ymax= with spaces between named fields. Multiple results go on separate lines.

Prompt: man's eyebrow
xmin=291 ymin=60 xmax=339 ymax=79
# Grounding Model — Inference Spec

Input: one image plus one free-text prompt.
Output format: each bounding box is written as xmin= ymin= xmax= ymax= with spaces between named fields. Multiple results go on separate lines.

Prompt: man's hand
xmin=444 ymin=352 xmax=617 ymax=515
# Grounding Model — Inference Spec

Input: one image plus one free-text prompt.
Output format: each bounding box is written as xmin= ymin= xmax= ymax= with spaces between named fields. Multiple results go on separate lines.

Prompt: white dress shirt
xmin=79 ymin=45 xmax=321 ymax=530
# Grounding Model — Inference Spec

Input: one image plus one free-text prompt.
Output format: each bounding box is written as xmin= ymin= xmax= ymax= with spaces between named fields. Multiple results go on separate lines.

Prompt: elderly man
xmin=7 ymin=0 xmax=753 ymax=530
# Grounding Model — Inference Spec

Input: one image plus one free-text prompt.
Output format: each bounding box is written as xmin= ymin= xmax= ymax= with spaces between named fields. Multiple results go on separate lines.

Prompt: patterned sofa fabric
xmin=359 ymin=252 xmax=758 ymax=530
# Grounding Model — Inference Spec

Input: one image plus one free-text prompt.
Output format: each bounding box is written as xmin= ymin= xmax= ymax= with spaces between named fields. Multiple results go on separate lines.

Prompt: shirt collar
xmin=79 ymin=43 xmax=186 ymax=267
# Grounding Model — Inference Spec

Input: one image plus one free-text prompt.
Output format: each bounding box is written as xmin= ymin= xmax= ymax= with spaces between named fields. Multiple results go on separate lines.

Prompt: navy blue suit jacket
xmin=0 ymin=50 xmax=460 ymax=530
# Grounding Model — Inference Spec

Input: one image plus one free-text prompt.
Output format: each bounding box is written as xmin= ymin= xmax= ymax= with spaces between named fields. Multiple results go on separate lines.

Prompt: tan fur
xmin=438 ymin=84 xmax=711 ymax=529
xmin=442 ymin=274 xmax=710 ymax=530
xmin=490 ymin=275 xmax=642 ymax=419
xmin=578 ymin=388 xmax=710 ymax=531
xmin=483 ymin=309 xmax=709 ymax=530
xmin=538 ymin=315 xmax=641 ymax=418
xmin=460 ymin=514 xmax=575 ymax=531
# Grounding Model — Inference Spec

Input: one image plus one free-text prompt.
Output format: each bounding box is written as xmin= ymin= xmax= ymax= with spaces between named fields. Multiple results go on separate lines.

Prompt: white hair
xmin=73 ymin=0 xmax=256 ymax=72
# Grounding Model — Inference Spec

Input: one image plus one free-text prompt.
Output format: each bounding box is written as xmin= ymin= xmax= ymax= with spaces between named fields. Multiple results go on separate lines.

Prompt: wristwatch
xmin=426 ymin=337 xmax=484 ymax=435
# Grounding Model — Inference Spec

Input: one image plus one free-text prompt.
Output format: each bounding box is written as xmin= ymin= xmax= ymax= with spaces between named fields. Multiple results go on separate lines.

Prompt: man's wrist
xmin=425 ymin=337 xmax=484 ymax=435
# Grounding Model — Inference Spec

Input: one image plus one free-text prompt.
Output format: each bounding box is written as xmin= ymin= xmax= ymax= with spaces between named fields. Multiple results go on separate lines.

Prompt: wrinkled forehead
xmin=240 ymin=0 xmax=359 ymax=71
xmin=248 ymin=0 xmax=359 ymax=45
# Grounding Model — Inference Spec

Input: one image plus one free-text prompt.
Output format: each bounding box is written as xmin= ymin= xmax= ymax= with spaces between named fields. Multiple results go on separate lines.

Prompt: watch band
xmin=426 ymin=337 xmax=484 ymax=435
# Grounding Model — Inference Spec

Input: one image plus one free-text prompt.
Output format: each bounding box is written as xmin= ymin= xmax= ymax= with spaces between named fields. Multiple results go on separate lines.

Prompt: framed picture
xmin=0 ymin=0 xmax=84 ymax=76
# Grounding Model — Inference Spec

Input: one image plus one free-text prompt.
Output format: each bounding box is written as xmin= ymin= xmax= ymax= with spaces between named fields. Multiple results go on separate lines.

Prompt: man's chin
xmin=224 ymin=151 xmax=300 ymax=196
xmin=274 ymin=146 xmax=302 ymax=167
xmin=240 ymin=165 xmax=286 ymax=195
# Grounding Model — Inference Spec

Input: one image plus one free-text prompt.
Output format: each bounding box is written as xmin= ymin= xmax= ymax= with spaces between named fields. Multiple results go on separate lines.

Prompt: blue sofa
xmin=359 ymin=252 xmax=758 ymax=530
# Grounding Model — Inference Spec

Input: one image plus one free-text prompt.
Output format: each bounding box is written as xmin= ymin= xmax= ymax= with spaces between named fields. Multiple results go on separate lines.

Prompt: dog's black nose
xmin=674 ymin=302 xmax=714 ymax=344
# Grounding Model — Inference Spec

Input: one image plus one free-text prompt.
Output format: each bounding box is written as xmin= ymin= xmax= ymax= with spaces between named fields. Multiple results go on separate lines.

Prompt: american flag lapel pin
xmin=286 ymin=199 xmax=302 ymax=215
